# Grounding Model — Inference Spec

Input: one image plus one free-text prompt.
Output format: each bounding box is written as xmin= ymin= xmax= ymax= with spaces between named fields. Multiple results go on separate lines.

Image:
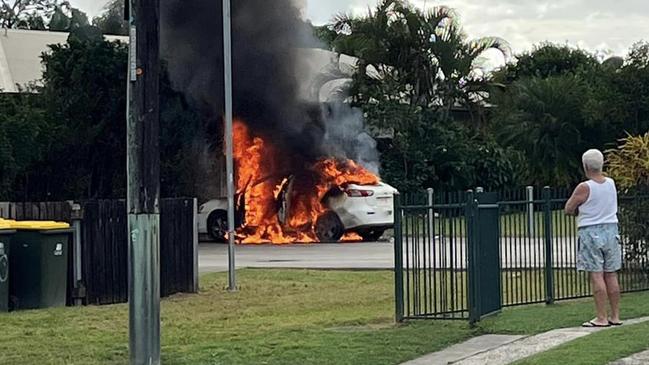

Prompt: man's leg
xmin=605 ymin=272 xmax=621 ymax=323
xmin=590 ymin=272 xmax=609 ymax=325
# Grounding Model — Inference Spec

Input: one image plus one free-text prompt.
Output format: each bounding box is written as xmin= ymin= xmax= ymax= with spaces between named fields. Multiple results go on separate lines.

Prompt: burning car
xmin=197 ymin=120 xmax=397 ymax=244
xmin=198 ymin=179 xmax=396 ymax=243
xmin=314 ymin=182 xmax=397 ymax=241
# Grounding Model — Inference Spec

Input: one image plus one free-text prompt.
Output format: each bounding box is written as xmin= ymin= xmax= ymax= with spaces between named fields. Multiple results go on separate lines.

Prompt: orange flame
xmin=341 ymin=232 xmax=363 ymax=242
xmin=232 ymin=119 xmax=379 ymax=244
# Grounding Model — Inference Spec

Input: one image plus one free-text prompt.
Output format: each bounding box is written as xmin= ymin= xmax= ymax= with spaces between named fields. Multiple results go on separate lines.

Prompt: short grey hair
xmin=582 ymin=149 xmax=604 ymax=172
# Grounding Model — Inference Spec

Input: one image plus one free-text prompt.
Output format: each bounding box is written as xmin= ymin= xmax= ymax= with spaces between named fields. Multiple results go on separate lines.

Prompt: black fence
xmin=160 ymin=199 xmax=198 ymax=297
xmin=0 ymin=201 xmax=73 ymax=221
xmin=1 ymin=198 xmax=198 ymax=306
xmin=394 ymin=188 xmax=649 ymax=322
xmin=82 ymin=200 xmax=129 ymax=304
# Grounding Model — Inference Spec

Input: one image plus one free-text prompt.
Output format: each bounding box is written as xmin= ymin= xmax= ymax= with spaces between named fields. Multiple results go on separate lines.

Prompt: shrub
xmin=607 ymin=133 xmax=649 ymax=191
xmin=606 ymin=133 xmax=649 ymax=271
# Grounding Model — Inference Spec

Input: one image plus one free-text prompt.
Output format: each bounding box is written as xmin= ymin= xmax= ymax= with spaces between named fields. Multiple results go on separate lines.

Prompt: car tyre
xmin=207 ymin=210 xmax=228 ymax=243
xmin=360 ymin=229 xmax=385 ymax=242
xmin=315 ymin=211 xmax=344 ymax=242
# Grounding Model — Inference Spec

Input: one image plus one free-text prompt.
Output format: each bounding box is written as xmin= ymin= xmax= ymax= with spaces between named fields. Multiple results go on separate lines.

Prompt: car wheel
xmin=207 ymin=210 xmax=228 ymax=243
xmin=360 ymin=229 xmax=385 ymax=242
xmin=315 ymin=211 xmax=344 ymax=242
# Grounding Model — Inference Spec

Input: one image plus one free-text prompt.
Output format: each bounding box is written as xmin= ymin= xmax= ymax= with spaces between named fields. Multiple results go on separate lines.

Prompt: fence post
xmin=427 ymin=188 xmax=434 ymax=239
xmin=0 ymin=202 xmax=9 ymax=218
xmin=70 ymin=202 xmax=86 ymax=306
xmin=543 ymin=186 xmax=554 ymax=304
xmin=393 ymin=192 xmax=404 ymax=322
xmin=466 ymin=190 xmax=479 ymax=324
xmin=192 ymin=198 xmax=199 ymax=293
xmin=527 ymin=186 xmax=534 ymax=237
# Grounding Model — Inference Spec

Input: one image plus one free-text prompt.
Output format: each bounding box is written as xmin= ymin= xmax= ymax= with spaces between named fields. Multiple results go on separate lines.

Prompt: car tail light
xmin=346 ymin=188 xmax=374 ymax=197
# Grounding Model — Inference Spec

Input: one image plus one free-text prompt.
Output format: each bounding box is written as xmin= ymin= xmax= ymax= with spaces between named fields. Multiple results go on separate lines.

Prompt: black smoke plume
xmin=161 ymin=0 xmax=380 ymax=185
xmin=161 ymin=0 xmax=321 ymax=156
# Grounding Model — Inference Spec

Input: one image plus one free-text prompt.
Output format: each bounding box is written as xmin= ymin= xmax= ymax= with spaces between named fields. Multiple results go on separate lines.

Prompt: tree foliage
xmin=319 ymin=0 xmax=519 ymax=192
xmin=311 ymin=23 xmax=337 ymax=50
xmin=491 ymin=75 xmax=598 ymax=186
xmin=330 ymin=0 xmax=510 ymax=120
xmin=372 ymin=101 xmax=521 ymax=192
xmin=92 ymin=0 xmax=128 ymax=36
xmin=491 ymin=42 xmax=649 ymax=188
xmin=30 ymin=27 xmax=128 ymax=198
xmin=495 ymin=43 xmax=598 ymax=82
xmin=0 ymin=0 xmax=88 ymax=31
xmin=0 ymin=93 xmax=45 ymax=199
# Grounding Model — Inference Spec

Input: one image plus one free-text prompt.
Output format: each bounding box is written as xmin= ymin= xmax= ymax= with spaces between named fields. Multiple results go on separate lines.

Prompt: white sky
xmin=73 ymin=0 xmax=649 ymax=56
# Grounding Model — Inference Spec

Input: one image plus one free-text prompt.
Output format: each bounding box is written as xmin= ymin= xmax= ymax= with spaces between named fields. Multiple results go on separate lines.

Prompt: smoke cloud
xmin=160 ymin=0 xmax=380 ymax=179
xmin=320 ymin=103 xmax=380 ymax=175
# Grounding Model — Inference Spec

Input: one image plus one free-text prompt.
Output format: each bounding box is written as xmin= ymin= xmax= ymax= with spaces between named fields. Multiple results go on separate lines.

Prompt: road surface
xmin=198 ymin=236 xmax=583 ymax=273
xmin=199 ymin=241 xmax=394 ymax=273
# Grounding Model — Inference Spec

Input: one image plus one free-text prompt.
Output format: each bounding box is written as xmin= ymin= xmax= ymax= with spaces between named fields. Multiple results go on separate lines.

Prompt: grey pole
xmin=71 ymin=202 xmax=83 ymax=306
xmin=427 ymin=188 xmax=434 ymax=241
xmin=527 ymin=186 xmax=534 ymax=237
xmin=127 ymin=0 xmax=161 ymax=363
xmin=223 ymin=0 xmax=237 ymax=291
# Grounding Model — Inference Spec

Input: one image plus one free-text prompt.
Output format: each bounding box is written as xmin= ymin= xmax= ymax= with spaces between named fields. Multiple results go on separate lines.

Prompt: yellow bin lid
xmin=0 ymin=219 xmax=13 ymax=230
xmin=7 ymin=220 xmax=70 ymax=230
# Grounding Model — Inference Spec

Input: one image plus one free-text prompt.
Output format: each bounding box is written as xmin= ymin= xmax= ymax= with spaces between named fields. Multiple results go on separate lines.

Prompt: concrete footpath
xmin=401 ymin=316 xmax=649 ymax=365
xmin=609 ymin=349 xmax=649 ymax=365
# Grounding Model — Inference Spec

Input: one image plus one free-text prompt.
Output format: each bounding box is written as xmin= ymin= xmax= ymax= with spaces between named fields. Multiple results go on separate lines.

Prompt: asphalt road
xmin=198 ymin=236 xmax=582 ymax=273
xmin=199 ymin=240 xmax=394 ymax=273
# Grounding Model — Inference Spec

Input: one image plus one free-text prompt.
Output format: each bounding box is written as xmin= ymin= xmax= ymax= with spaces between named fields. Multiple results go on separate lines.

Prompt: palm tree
xmin=492 ymin=75 xmax=594 ymax=186
xmin=330 ymin=0 xmax=510 ymax=123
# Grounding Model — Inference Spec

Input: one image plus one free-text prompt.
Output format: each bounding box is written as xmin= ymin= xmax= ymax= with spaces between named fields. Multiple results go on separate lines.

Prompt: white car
xmin=198 ymin=181 xmax=398 ymax=242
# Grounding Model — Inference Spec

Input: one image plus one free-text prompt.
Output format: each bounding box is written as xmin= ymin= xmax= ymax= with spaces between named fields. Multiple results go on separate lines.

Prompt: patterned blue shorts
xmin=577 ymin=223 xmax=622 ymax=273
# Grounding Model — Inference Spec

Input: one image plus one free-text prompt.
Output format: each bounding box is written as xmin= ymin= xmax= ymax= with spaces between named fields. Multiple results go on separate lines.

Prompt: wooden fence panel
xmin=0 ymin=202 xmax=10 ymax=218
xmin=160 ymin=198 xmax=197 ymax=297
xmin=82 ymin=200 xmax=129 ymax=305
xmin=82 ymin=198 xmax=197 ymax=305
xmin=0 ymin=201 xmax=72 ymax=221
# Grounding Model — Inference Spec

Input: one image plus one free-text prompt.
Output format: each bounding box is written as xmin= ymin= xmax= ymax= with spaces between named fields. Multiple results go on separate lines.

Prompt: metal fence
xmin=394 ymin=187 xmax=649 ymax=322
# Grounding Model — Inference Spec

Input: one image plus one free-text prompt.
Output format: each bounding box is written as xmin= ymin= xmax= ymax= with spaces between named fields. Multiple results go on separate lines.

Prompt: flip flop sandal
xmin=608 ymin=321 xmax=623 ymax=326
xmin=582 ymin=321 xmax=610 ymax=328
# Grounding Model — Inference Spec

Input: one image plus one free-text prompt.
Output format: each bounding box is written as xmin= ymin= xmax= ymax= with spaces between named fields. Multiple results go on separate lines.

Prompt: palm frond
xmin=424 ymin=5 xmax=459 ymax=31
xmin=467 ymin=36 xmax=512 ymax=62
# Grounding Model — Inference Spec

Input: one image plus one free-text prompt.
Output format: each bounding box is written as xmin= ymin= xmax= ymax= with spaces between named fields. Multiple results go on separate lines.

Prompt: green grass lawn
xmin=513 ymin=321 xmax=649 ymax=365
xmin=1 ymin=269 xmax=649 ymax=365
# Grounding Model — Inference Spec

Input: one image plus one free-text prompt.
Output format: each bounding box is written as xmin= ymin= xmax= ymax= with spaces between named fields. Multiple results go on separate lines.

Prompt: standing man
xmin=565 ymin=149 xmax=622 ymax=327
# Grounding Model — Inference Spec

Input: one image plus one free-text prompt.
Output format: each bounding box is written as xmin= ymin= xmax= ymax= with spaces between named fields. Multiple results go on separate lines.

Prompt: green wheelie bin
xmin=0 ymin=219 xmax=14 ymax=312
xmin=8 ymin=220 xmax=72 ymax=310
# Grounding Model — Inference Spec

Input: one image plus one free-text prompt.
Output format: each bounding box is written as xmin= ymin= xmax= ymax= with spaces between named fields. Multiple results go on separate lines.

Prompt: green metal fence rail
xmin=394 ymin=187 xmax=649 ymax=322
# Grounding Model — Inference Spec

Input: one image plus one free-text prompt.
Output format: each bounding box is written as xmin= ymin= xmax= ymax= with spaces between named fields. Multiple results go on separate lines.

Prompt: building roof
xmin=0 ymin=28 xmax=127 ymax=92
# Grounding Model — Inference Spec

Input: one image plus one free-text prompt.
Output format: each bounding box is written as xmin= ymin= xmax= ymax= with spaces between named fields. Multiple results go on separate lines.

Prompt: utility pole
xmin=223 ymin=0 xmax=237 ymax=291
xmin=126 ymin=0 xmax=161 ymax=363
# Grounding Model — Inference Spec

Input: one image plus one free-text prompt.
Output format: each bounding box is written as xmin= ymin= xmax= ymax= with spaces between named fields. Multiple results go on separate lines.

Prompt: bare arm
xmin=565 ymin=183 xmax=589 ymax=216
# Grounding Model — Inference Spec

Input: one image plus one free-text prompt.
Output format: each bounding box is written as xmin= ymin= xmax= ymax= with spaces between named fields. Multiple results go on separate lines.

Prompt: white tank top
xmin=578 ymin=178 xmax=618 ymax=228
